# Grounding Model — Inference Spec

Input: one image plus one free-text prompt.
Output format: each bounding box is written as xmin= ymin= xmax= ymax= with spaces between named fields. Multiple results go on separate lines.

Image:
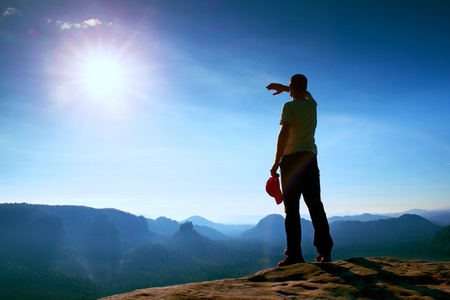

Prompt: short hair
xmin=290 ymin=74 xmax=307 ymax=92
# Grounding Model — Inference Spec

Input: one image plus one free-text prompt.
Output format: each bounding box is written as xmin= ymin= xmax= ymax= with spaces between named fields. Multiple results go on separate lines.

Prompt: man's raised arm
xmin=266 ymin=83 xmax=289 ymax=95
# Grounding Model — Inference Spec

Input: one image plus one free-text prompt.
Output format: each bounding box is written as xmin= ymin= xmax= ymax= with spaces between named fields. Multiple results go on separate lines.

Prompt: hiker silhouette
xmin=267 ymin=74 xmax=333 ymax=267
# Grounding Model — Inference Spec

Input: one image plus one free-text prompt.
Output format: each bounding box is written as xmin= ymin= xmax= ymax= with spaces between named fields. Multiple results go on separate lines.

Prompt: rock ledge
xmin=102 ymin=257 xmax=450 ymax=299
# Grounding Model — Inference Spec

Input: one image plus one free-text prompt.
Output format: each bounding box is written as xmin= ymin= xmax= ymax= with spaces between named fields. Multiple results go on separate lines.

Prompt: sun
xmin=49 ymin=42 xmax=145 ymax=114
xmin=76 ymin=53 xmax=127 ymax=99
xmin=74 ymin=51 xmax=130 ymax=100
xmin=59 ymin=46 xmax=138 ymax=107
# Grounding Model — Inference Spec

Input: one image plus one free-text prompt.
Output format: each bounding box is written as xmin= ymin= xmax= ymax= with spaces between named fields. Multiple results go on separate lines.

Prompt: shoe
xmin=278 ymin=255 xmax=305 ymax=267
xmin=314 ymin=253 xmax=331 ymax=262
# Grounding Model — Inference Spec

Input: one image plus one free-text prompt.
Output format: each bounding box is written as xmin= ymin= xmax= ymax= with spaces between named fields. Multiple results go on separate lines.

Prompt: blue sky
xmin=1 ymin=0 xmax=449 ymax=223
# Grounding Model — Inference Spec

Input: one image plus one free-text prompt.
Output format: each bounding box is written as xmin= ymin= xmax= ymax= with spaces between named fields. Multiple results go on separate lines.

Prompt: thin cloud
xmin=82 ymin=19 xmax=101 ymax=28
xmin=56 ymin=20 xmax=71 ymax=30
xmin=2 ymin=7 xmax=21 ymax=18
xmin=55 ymin=18 xmax=102 ymax=30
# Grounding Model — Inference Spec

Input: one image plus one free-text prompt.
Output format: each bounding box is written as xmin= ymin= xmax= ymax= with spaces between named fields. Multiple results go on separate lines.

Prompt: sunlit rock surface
xmin=102 ymin=257 xmax=449 ymax=299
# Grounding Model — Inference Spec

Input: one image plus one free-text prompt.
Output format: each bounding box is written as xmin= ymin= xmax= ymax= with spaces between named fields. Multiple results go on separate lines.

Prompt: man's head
xmin=289 ymin=74 xmax=307 ymax=98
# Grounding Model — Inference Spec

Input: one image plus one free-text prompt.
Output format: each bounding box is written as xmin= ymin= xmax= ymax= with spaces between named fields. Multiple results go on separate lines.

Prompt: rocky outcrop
xmin=102 ymin=257 xmax=449 ymax=299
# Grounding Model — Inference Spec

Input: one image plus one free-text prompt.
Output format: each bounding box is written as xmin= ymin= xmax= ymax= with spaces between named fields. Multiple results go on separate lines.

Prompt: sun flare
xmin=78 ymin=55 xmax=125 ymax=97
xmin=52 ymin=43 xmax=142 ymax=112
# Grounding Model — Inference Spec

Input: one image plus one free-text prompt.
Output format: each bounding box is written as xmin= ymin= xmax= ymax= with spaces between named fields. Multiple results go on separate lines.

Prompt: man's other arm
xmin=271 ymin=123 xmax=291 ymax=177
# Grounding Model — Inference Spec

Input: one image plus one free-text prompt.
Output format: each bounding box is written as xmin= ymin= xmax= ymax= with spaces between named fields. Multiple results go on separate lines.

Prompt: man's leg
xmin=279 ymin=153 xmax=306 ymax=266
xmin=302 ymin=155 xmax=333 ymax=261
xmin=283 ymin=189 xmax=302 ymax=257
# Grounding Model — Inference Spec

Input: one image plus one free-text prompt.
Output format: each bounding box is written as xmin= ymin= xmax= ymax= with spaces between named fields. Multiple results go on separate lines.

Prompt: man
xmin=267 ymin=74 xmax=333 ymax=267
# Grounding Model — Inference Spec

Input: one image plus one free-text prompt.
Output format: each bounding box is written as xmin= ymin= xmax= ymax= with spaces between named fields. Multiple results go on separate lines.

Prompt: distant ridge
xmin=147 ymin=216 xmax=180 ymax=236
xmin=182 ymin=215 xmax=216 ymax=227
xmin=181 ymin=215 xmax=254 ymax=237
xmin=386 ymin=208 xmax=450 ymax=226
xmin=327 ymin=209 xmax=450 ymax=226
xmin=328 ymin=213 xmax=391 ymax=223
xmin=330 ymin=214 xmax=442 ymax=244
xmin=240 ymin=214 xmax=286 ymax=244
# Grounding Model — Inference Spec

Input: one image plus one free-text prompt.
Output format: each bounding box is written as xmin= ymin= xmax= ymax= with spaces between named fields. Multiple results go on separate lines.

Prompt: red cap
xmin=266 ymin=176 xmax=283 ymax=205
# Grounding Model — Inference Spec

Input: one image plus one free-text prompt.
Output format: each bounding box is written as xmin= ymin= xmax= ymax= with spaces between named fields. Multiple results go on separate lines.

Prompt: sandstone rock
xmin=102 ymin=257 xmax=450 ymax=299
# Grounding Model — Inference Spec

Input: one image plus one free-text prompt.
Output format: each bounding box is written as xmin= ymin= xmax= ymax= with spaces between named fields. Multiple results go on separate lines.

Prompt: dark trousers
xmin=280 ymin=151 xmax=333 ymax=255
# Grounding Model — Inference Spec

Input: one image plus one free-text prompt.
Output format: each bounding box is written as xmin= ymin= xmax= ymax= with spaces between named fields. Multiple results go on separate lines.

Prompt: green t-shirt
xmin=280 ymin=95 xmax=318 ymax=155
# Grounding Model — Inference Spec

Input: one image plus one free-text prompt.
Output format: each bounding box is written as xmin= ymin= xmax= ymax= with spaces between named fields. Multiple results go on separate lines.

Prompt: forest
xmin=0 ymin=203 xmax=448 ymax=299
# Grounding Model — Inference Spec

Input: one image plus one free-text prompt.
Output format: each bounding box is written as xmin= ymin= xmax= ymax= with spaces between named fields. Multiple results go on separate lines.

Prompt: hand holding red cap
xmin=265 ymin=176 xmax=284 ymax=205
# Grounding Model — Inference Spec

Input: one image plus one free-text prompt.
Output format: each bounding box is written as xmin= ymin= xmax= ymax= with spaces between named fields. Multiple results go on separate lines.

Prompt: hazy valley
xmin=0 ymin=203 xmax=449 ymax=299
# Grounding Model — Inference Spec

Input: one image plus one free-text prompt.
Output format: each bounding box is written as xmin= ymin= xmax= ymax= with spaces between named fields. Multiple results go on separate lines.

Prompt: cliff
xmin=102 ymin=257 xmax=449 ymax=299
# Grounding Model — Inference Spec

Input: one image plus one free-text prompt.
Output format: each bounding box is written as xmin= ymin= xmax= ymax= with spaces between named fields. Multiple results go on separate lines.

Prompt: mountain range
xmin=147 ymin=208 xmax=449 ymax=239
xmin=326 ymin=209 xmax=450 ymax=226
xmin=0 ymin=202 xmax=448 ymax=299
